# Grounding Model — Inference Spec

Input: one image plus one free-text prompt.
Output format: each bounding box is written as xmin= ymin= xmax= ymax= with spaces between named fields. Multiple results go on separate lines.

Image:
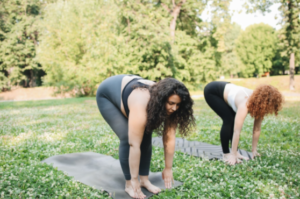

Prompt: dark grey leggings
xmin=96 ymin=75 xmax=152 ymax=180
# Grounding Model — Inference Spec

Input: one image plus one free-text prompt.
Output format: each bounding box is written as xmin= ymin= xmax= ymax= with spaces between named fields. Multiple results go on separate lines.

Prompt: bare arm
xmin=127 ymin=90 xmax=150 ymax=198
xmin=231 ymin=106 xmax=248 ymax=157
xmin=128 ymin=103 xmax=147 ymax=180
xmin=163 ymin=127 xmax=176 ymax=169
xmin=252 ymin=117 xmax=262 ymax=158
xmin=162 ymin=126 xmax=176 ymax=188
xmin=127 ymin=100 xmax=148 ymax=199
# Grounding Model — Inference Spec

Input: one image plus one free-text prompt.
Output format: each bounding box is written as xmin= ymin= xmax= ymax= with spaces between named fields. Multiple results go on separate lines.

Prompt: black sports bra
xmin=122 ymin=78 xmax=149 ymax=117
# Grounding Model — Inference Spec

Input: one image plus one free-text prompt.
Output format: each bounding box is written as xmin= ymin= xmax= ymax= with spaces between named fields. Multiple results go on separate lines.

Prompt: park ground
xmin=0 ymin=92 xmax=299 ymax=198
xmin=1 ymin=75 xmax=300 ymax=102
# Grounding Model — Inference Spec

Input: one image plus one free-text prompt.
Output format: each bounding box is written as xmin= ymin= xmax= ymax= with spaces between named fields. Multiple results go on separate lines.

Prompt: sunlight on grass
xmin=37 ymin=132 xmax=66 ymax=142
xmin=12 ymin=131 xmax=33 ymax=143
xmin=0 ymin=97 xmax=299 ymax=198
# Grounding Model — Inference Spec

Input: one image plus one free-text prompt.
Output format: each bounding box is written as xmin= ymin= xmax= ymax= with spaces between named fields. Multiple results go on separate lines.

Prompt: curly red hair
xmin=247 ymin=85 xmax=284 ymax=119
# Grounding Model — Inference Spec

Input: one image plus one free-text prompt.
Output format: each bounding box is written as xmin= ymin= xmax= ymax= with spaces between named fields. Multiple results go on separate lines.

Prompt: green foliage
xmin=38 ymin=0 xmax=219 ymax=94
xmin=0 ymin=98 xmax=299 ymax=198
xmin=0 ymin=0 xmax=298 ymax=93
xmin=276 ymin=0 xmax=300 ymax=65
xmin=198 ymin=1 xmax=249 ymax=78
xmin=235 ymin=23 xmax=277 ymax=77
xmin=118 ymin=0 xmax=173 ymax=80
xmin=210 ymin=0 xmax=232 ymax=53
xmin=0 ymin=0 xmax=45 ymax=90
xmin=171 ymin=0 xmax=218 ymax=85
xmin=246 ymin=0 xmax=300 ymax=87
xmin=271 ymin=36 xmax=290 ymax=75
xmin=38 ymin=0 xmax=125 ymax=96
xmin=158 ymin=0 xmax=206 ymax=37
xmin=221 ymin=23 xmax=244 ymax=77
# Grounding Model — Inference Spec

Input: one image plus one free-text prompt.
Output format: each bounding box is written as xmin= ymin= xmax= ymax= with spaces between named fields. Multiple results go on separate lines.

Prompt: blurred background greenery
xmin=0 ymin=0 xmax=299 ymax=96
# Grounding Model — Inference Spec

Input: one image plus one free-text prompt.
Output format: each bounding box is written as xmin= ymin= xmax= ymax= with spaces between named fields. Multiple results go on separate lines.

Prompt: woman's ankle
xmin=125 ymin=180 xmax=132 ymax=188
xmin=139 ymin=176 xmax=149 ymax=184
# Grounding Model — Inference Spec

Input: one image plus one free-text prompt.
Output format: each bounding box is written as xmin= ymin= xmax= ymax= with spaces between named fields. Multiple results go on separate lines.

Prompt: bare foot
xmin=125 ymin=185 xmax=136 ymax=198
xmin=125 ymin=182 xmax=146 ymax=199
xmin=140 ymin=180 xmax=161 ymax=194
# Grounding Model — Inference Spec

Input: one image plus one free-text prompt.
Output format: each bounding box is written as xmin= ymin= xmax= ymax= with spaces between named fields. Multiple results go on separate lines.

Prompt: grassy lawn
xmin=0 ymin=97 xmax=299 ymax=198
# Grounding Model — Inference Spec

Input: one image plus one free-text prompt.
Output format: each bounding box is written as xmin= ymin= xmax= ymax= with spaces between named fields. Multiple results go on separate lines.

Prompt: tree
xmin=0 ymin=0 xmax=44 ymax=91
xmin=38 ymin=0 xmax=231 ymax=94
xmin=117 ymin=0 xmax=174 ymax=81
xmin=271 ymin=31 xmax=290 ymax=75
xmin=37 ymin=0 xmax=126 ymax=95
xmin=169 ymin=0 xmax=234 ymax=83
xmin=235 ymin=23 xmax=277 ymax=77
xmin=124 ymin=0 xmax=217 ymax=85
xmin=222 ymin=23 xmax=244 ymax=77
xmin=246 ymin=0 xmax=300 ymax=89
xmin=198 ymin=0 xmax=245 ymax=79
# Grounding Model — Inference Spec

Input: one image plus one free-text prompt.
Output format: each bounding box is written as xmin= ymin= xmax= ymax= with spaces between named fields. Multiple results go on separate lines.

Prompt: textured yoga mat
xmin=152 ymin=137 xmax=252 ymax=160
xmin=42 ymin=152 xmax=182 ymax=199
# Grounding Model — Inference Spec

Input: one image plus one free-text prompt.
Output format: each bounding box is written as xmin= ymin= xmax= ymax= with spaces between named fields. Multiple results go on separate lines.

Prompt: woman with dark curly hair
xmin=96 ymin=75 xmax=195 ymax=199
xmin=204 ymin=81 xmax=283 ymax=165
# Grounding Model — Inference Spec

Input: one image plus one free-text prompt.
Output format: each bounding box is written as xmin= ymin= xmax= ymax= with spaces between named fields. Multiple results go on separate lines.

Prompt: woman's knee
xmin=222 ymin=117 xmax=235 ymax=126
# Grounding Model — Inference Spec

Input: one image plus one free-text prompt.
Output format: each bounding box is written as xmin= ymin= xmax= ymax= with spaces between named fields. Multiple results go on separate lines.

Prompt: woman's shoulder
xmin=129 ymin=88 xmax=150 ymax=107
xmin=137 ymin=79 xmax=155 ymax=86
xmin=123 ymin=75 xmax=141 ymax=82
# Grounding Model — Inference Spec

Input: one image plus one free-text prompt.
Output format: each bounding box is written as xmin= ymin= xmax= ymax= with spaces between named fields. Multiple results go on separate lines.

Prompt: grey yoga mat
xmin=42 ymin=152 xmax=182 ymax=199
xmin=152 ymin=137 xmax=253 ymax=160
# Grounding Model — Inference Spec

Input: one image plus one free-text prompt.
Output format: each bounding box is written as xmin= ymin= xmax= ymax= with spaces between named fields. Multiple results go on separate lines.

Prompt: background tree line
xmin=0 ymin=0 xmax=299 ymax=95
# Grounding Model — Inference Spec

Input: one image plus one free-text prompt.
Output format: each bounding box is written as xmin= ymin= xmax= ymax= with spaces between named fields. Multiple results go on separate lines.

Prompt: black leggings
xmin=96 ymin=75 xmax=152 ymax=180
xmin=204 ymin=81 xmax=236 ymax=154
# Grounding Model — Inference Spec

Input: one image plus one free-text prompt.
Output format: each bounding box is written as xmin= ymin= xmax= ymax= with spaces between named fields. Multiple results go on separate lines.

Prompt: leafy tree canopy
xmin=235 ymin=23 xmax=277 ymax=77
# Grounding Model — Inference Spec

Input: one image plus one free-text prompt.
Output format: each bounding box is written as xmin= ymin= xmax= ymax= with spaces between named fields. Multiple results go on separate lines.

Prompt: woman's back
xmin=224 ymin=83 xmax=252 ymax=112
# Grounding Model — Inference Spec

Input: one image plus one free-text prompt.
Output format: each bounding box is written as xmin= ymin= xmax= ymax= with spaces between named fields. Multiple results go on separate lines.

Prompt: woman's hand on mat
xmin=130 ymin=178 xmax=146 ymax=199
xmin=237 ymin=152 xmax=249 ymax=161
xmin=162 ymin=168 xmax=173 ymax=189
xmin=223 ymin=153 xmax=240 ymax=165
xmin=251 ymin=151 xmax=260 ymax=159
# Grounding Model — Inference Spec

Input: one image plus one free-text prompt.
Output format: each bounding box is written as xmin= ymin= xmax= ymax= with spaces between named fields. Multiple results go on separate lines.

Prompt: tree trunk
xmin=162 ymin=0 xmax=186 ymax=40
xmin=289 ymin=52 xmax=295 ymax=90
xmin=29 ymin=69 xmax=36 ymax=87
xmin=170 ymin=5 xmax=181 ymax=38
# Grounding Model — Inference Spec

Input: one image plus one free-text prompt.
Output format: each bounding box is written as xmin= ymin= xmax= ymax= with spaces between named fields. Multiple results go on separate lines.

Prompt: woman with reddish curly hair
xmin=204 ymin=81 xmax=283 ymax=165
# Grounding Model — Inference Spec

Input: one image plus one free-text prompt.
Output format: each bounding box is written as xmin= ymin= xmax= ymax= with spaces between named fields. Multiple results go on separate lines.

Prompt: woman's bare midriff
xmin=223 ymin=83 xmax=232 ymax=104
xmin=120 ymin=75 xmax=155 ymax=118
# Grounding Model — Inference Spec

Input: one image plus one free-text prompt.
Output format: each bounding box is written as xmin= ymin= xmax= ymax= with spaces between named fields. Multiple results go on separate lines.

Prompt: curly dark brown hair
xmin=140 ymin=78 xmax=195 ymax=136
xmin=247 ymin=85 xmax=284 ymax=119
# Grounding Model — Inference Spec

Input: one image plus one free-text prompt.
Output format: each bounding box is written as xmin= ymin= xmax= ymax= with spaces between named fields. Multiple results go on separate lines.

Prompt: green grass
xmin=0 ymin=97 xmax=95 ymax=110
xmin=0 ymin=98 xmax=299 ymax=198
